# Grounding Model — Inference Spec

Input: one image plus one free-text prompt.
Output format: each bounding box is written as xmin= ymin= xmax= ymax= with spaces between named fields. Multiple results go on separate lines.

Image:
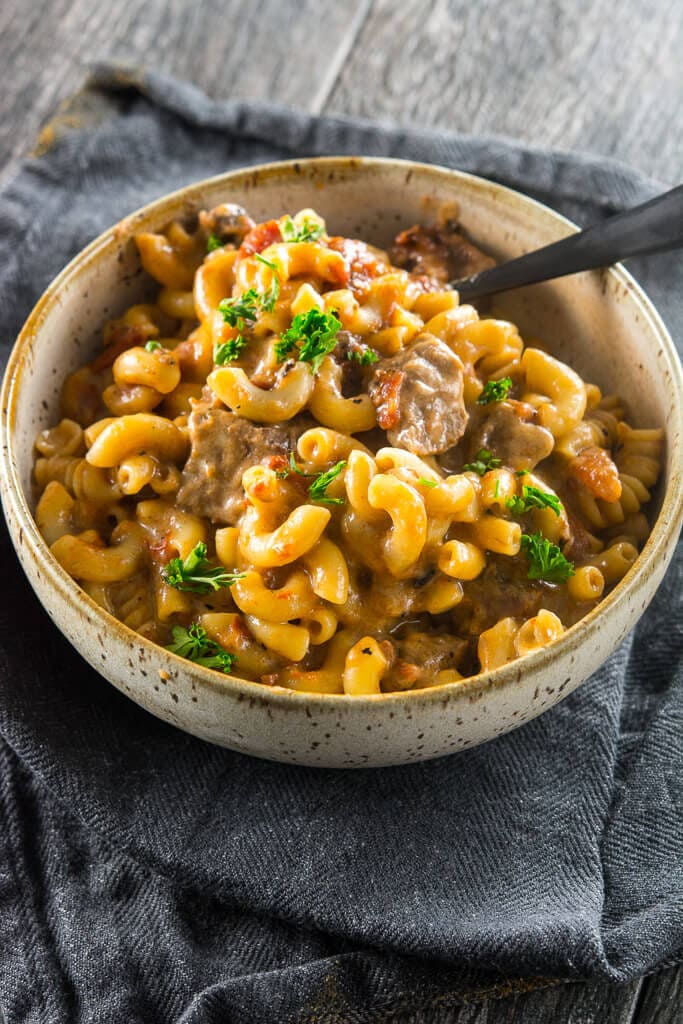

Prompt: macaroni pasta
xmin=33 ymin=204 xmax=664 ymax=693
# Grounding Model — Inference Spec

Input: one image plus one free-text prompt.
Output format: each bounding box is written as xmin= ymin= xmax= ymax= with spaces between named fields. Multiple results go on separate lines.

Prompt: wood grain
xmin=0 ymin=1 xmax=680 ymax=1020
xmin=327 ymin=0 xmax=683 ymax=183
xmin=634 ymin=966 xmax=683 ymax=1024
xmin=0 ymin=0 xmax=368 ymax=173
xmin=396 ymin=977 xmax=644 ymax=1023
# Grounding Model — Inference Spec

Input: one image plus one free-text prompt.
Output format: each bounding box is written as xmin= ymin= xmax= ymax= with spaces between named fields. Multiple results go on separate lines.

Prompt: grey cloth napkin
xmin=0 ymin=65 xmax=680 ymax=1024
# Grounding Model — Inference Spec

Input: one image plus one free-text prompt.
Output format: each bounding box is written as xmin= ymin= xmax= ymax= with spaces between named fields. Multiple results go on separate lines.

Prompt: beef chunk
xmin=390 ymin=221 xmax=495 ymax=285
xmin=198 ymin=203 xmax=255 ymax=246
xmin=368 ymin=333 xmax=468 ymax=455
xmin=392 ymin=631 xmax=468 ymax=685
xmin=177 ymin=404 xmax=308 ymax=524
xmin=466 ymin=401 xmax=554 ymax=470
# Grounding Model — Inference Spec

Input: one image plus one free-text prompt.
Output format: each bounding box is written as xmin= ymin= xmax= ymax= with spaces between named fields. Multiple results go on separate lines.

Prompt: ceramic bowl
xmin=2 ymin=157 xmax=681 ymax=767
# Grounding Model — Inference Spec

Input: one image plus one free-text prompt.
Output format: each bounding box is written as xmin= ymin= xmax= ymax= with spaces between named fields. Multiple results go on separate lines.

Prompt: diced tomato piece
xmin=239 ymin=220 xmax=282 ymax=256
xmin=372 ymin=369 xmax=405 ymax=430
xmin=327 ymin=236 xmax=387 ymax=291
xmin=90 ymin=324 xmax=148 ymax=372
xmin=570 ymin=446 xmax=622 ymax=502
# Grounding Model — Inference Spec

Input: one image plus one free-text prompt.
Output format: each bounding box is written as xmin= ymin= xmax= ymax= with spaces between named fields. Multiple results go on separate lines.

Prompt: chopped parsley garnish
xmin=144 ymin=340 xmax=162 ymax=353
xmin=463 ymin=448 xmax=502 ymax=476
xmin=507 ymin=485 xmax=563 ymax=517
xmin=255 ymin=253 xmax=281 ymax=311
xmin=347 ymin=346 xmax=380 ymax=365
xmin=218 ymin=288 xmax=260 ymax=331
xmin=418 ymin=477 xmax=438 ymax=488
xmin=165 ymin=623 xmax=236 ymax=674
xmin=279 ymin=455 xmax=346 ymax=502
xmin=281 ymin=216 xmax=325 ymax=243
xmin=217 ymin=258 xmax=280 ymax=334
xmin=207 ymin=233 xmax=223 ymax=252
xmin=275 ymin=452 xmax=316 ymax=479
xmin=477 ymin=376 xmax=513 ymax=404
xmin=515 ymin=469 xmax=530 ymax=477
xmin=275 ymin=309 xmax=341 ymax=373
xmin=520 ymin=532 xmax=575 ymax=583
xmin=214 ymin=335 xmax=248 ymax=364
xmin=162 ymin=542 xmax=245 ymax=594
xmin=308 ymin=460 xmax=347 ymax=504
xmin=494 ymin=479 xmax=501 ymax=499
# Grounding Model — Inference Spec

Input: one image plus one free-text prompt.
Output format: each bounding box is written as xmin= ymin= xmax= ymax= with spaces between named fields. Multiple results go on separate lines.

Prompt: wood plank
xmin=0 ymin=0 xmax=369 ymax=173
xmin=633 ymin=965 xmax=683 ymax=1024
xmin=384 ymin=977 xmax=643 ymax=1023
xmin=327 ymin=0 xmax=683 ymax=183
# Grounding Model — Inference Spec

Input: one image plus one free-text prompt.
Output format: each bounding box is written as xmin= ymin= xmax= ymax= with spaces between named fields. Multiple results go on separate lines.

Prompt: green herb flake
xmin=281 ymin=216 xmax=325 ymax=244
xmin=507 ymin=485 xmax=563 ymax=517
xmin=207 ymin=233 xmax=223 ymax=252
xmin=218 ymin=288 xmax=260 ymax=331
xmin=477 ymin=376 xmax=513 ymax=404
xmin=214 ymin=335 xmax=248 ymax=364
xmin=418 ymin=477 xmax=438 ymax=488
xmin=463 ymin=448 xmax=502 ymax=476
xmin=515 ymin=469 xmax=530 ymax=477
xmin=308 ymin=460 xmax=347 ymax=504
xmin=162 ymin=542 xmax=245 ymax=595
xmin=347 ymin=346 xmax=380 ymax=365
xmin=144 ymin=340 xmax=162 ymax=353
xmin=494 ymin=479 xmax=501 ymax=499
xmin=276 ymin=309 xmax=341 ymax=373
xmin=165 ymin=622 xmax=236 ymax=674
xmin=255 ymin=253 xmax=281 ymax=311
xmin=520 ymin=532 xmax=575 ymax=583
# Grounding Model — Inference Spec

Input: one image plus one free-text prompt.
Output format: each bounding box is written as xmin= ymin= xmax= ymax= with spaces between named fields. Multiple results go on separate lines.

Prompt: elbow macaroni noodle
xmin=33 ymin=205 xmax=664 ymax=695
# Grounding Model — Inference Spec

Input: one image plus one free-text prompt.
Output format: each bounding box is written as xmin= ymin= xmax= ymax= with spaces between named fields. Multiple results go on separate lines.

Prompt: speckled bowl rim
xmin=2 ymin=156 xmax=682 ymax=713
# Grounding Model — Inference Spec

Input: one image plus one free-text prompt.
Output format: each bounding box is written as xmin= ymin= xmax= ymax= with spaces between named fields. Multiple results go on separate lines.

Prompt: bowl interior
xmin=8 ymin=158 xmax=679 ymax=520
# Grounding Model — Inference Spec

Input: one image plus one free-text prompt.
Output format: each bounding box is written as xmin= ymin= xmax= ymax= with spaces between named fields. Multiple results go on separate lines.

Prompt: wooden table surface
xmin=2 ymin=1 xmax=681 ymax=1021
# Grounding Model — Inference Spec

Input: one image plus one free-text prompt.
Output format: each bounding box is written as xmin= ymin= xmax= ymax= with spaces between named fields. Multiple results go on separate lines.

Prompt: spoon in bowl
xmin=451 ymin=184 xmax=683 ymax=302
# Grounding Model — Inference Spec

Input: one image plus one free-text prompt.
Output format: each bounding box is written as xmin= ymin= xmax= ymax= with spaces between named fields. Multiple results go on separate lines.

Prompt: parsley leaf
xmin=276 ymin=309 xmax=341 ymax=373
xmin=418 ymin=477 xmax=438 ymax=488
xmin=274 ymin=452 xmax=316 ymax=480
xmin=207 ymin=233 xmax=223 ymax=252
xmin=520 ymin=532 xmax=575 ymax=583
xmin=162 ymin=542 xmax=245 ymax=594
xmin=515 ymin=469 xmax=530 ymax=477
xmin=144 ymin=340 xmax=162 ymax=353
xmin=214 ymin=335 xmax=248 ymax=364
xmin=463 ymin=448 xmax=502 ymax=476
xmin=255 ymin=253 xmax=281 ymax=311
xmin=165 ymin=622 xmax=236 ymax=674
xmin=477 ymin=376 xmax=513 ymax=404
xmin=308 ymin=461 xmax=347 ymax=504
xmin=218 ymin=288 xmax=260 ymax=331
xmin=281 ymin=216 xmax=325 ymax=243
xmin=347 ymin=346 xmax=380 ymax=365
xmin=507 ymin=485 xmax=563 ymax=517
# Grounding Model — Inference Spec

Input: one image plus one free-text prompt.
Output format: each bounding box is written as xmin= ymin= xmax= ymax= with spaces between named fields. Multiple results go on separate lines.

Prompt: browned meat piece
xmin=177 ymin=404 xmax=309 ymax=524
xmin=390 ymin=221 xmax=495 ymax=285
xmin=465 ymin=401 xmax=554 ymax=470
xmin=368 ymin=333 xmax=468 ymax=455
xmin=390 ymin=630 xmax=468 ymax=687
xmin=331 ymin=329 xmax=376 ymax=396
xmin=456 ymin=562 xmax=543 ymax=636
xmin=198 ymin=203 xmax=255 ymax=246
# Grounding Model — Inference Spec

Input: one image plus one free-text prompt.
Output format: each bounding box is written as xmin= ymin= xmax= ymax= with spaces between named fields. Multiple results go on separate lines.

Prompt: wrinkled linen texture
xmin=0 ymin=66 xmax=680 ymax=1024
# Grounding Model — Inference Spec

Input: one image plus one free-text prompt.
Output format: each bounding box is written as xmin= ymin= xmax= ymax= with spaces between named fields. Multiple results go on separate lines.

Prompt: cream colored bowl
xmin=2 ymin=158 xmax=681 ymax=767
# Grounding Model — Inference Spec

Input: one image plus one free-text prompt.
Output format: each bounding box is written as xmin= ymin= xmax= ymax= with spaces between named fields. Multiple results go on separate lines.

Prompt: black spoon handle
xmin=452 ymin=184 xmax=683 ymax=302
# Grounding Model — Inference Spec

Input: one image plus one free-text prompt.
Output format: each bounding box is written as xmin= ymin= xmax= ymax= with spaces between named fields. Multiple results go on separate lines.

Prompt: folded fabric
xmin=0 ymin=65 xmax=680 ymax=1024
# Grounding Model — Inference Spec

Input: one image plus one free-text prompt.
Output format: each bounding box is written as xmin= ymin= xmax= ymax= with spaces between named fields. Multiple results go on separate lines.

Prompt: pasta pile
xmin=33 ymin=205 xmax=663 ymax=694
